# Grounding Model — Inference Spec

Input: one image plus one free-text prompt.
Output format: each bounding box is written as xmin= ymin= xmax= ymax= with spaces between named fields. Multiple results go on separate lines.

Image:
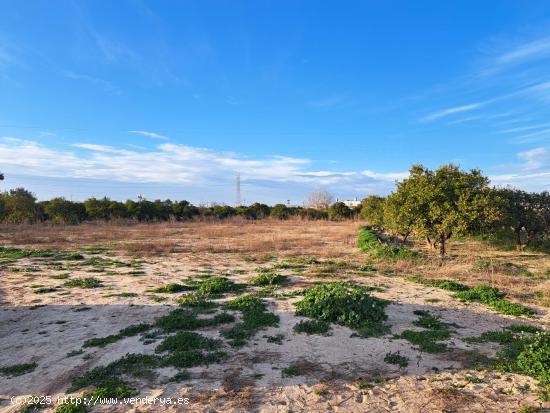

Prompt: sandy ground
xmin=0 ymin=222 xmax=549 ymax=412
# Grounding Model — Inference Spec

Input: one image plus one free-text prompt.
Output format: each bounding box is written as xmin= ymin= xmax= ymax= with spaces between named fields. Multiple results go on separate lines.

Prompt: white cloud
xmin=128 ymin=130 xmax=169 ymax=140
xmin=494 ymin=37 xmax=550 ymax=67
xmin=0 ymin=137 xmax=410 ymax=199
xmin=420 ymin=102 xmax=486 ymax=122
xmin=517 ymin=147 xmax=549 ymax=170
xmin=361 ymin=170 xmax=408 ymax=182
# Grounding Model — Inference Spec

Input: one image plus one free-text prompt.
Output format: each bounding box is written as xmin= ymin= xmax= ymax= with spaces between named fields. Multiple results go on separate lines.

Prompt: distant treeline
xmin=0 ymin=188 xmax=359 ymax=224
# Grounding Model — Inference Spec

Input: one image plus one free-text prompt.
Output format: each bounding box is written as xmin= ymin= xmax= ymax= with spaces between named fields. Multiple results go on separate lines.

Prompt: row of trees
xmin=0 ymin=188 xmax=357 ymax=224
xmin=360 ymin=164 xmax=550 ymax=256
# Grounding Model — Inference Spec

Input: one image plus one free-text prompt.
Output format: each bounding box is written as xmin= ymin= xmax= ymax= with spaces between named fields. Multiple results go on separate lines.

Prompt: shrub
xmin=294 ymin=282 xmax=388 ymax=337
xmin=328 ymin=202 xmax=352 ymax=221
xmin=250 ymin=273 xmax=288 ymax=286
xmin=64 ymin=277 xmax=103 ymax=289
xmin=357 ymin=228 xmax=419 ymax=261
xmin=384 ymin=351 xmax=408 ymax=368
xmin=293 ymin=319 xmax=331 ymax=335
xmin=222 ymin=296 xmax=279 ymax=346
xmin=197 ymin=277 xmax=243 ymax=296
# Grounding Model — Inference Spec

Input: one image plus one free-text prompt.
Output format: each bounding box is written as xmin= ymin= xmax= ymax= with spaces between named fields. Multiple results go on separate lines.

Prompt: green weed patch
xmin=250 ymin=273 xmax=288 ymax=286
xmin=83 ymin=323 xmax=151 ymax=348
xmin=395 ymin=310 xmax=451 ymax=353
xmin=0 ymin=362 xmax=37 ymax=377
xmin=222 ymin=296 xmax=279 ymax=346
xmin=294 ymin=282 xmax=388 ymax=337
xmin=452 ymin=285 xmax=534 ymax=317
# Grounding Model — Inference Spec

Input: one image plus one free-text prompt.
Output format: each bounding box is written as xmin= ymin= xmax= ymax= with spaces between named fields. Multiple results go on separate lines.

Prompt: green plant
xmin=83 ymin=323 xmax=151 ymax=347
xmin=250 ymin=273 xmax=288 ymax=286
xmin=405 ymin=275 xmax=468 ymax=291
xmin=69 ymin=353 xmax=158 ymax=395
xmin=357 ymin=229 xmax=419 ymax=261
xmin=222 ymin=296 xmax=279 ymax=346
xmin=196 ymin=277 xmax=244 ymax=296
xmin=175 ymin=293 xmax=217 ymax=311
xmin=0 ymin=362 xmax=37 ymax=377
xmin=156 ymin=309 xmax=234 ymax=332
xmin=294 ymin=282 xmax=388 ymax=337
xmin=53 ymin=400 xmax=88 ymax=413
xmin=64 ymin=277 xmax=103 ymax=289
xmin=384 ymin=351 xmax=409 ymax=367
xmin=452 ymin=285 xmax=534 ymax=317
xmin=282 ymin=365 xmax=300 ymax=377
xmin=153 ymin=283 xmax=193 ymax=293
xmin=395 ymin=310 xmax=451 ymax=353
xmin=293 ymin=320 xmax=331 ymax=335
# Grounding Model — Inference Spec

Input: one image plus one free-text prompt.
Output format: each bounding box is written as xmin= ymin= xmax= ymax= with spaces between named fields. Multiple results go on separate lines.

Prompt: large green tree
xmin=393 ymin=164 xmax=501 ymax=256
xmin=359 ymin=195 xmax=385 ymax=228
xmin=497 ymin=188 xmax=550 ymax=250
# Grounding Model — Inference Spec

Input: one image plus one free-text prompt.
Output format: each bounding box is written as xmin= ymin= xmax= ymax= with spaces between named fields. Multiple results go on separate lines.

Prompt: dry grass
xmin=2 ymin=220 xmax=548 ymax=307
xmin=0 ymin=219 xmax=360 ymax=258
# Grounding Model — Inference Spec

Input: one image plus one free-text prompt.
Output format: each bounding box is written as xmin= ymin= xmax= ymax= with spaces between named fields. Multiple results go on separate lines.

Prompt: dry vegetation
xmin=0 ymin=220 xmax=548 ymax=412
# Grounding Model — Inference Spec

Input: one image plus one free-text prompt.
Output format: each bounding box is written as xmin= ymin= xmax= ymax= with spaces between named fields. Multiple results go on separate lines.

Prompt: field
xmin=0 ymin=220 xmax=549 ymax=412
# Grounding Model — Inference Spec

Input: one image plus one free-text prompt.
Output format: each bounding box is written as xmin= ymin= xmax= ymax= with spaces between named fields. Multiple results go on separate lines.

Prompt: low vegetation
xmin=222 ymin=296 xmax=279 ymax=346
xmin=395 ymin=310 xmax=451 ymax=353
xmin=293 ymin=319 xmax=331 ymax=335
xmin=83 ymin=323 xmax=151 ymax=348
xmin=407 ymin=276 xmax=534 ymax=317
xmin=357 ymin=228 xmax=419 ymax=261
xmin=294 ymin=282 xmax=388 ymax=337
xmin=64 ymin=277 xmax=103 ymax=289
xmin=0 ymin=362 xmax=37 ymax=377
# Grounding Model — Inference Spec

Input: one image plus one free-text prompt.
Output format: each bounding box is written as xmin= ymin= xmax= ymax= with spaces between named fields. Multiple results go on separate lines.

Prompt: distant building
xmin=335 ymin=197 xmax=361 ymax=208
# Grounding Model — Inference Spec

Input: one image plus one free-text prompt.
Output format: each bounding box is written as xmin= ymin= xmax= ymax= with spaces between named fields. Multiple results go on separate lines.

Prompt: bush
xmin=357 ymin=228 xmax=419 ymax=261
xmin=294 ymin=282 xmax=388 ymax=337
xmin=293 ymin=319 xmax=331 ymax=335
xmin=250 ymin=273 xmax=288 ymax=286
xmin=328 ymin=202 xmax=352 ymax=221
xmin=222 ymin=296 xmax=279 ymax=346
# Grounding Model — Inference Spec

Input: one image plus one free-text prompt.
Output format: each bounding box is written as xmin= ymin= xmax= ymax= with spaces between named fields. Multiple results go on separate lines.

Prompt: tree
xmin=328 ymin=201 xmax=352 ymax=220
xmin=1 ymin=188 xmax=42 ymax=223
xmin=383 ymin=192 xmax=414 ymax=241
xmin=359 ymin=195 xmax=385 ymax=227
xmin=43 ymin=198 xmax=87 ymax=224
xmin=496 ymin=188 xmax=550 ymax=250
xmin=305 ymin=190 xmax=334 ymax=209
xmin=270 ymin=203 xmax=289 ymax=219
xmin=392 ymin=164 xmax=500 ymax=256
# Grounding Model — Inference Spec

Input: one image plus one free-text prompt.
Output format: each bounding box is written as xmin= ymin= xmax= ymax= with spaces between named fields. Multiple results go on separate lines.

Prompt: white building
xmin=336 ymin=197 xmax=361 ymax=208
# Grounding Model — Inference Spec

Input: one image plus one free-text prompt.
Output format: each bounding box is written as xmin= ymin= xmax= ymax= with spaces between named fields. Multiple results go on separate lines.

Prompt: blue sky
xmin=1 ymin=1 xmax=550 ymax=204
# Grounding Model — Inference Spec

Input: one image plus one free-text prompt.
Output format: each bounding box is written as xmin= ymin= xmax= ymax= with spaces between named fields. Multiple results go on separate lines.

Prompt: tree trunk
xmin=514 ymin=228 xmax=522 ymax=251
xmin=439 ymin=236 xmax=446 ymax=257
